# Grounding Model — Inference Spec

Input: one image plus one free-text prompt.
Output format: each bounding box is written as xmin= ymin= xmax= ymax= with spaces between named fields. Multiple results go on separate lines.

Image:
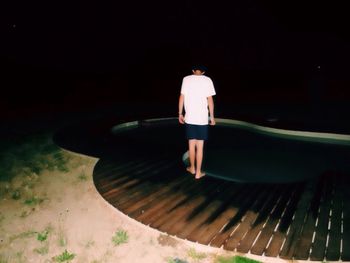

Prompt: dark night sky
xmin=1 ymin=0 xmax=350 ymax=121
xmin=2 ymin=1 xmax=349 ymax=70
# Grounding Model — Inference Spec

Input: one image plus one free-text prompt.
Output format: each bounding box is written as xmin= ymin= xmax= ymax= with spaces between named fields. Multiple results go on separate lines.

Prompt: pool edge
xmin=111 ymin=117 xmax=350 ymax=146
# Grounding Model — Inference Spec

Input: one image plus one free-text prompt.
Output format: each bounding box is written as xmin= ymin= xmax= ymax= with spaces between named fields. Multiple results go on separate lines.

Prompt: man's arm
xmin=178 ymin=94 xmax=185 ymax=124
xmin=208 ymin=96 xmax=215 ymax=125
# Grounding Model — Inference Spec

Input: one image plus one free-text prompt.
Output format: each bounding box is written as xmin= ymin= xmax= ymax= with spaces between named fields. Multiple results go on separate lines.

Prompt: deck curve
xmin=93 ymin=118 xmax=350 ymax=261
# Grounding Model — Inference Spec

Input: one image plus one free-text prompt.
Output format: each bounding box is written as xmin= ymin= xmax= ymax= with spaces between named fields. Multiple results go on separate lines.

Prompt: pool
xmin=111 ymin=118 xmax=350 ymax=183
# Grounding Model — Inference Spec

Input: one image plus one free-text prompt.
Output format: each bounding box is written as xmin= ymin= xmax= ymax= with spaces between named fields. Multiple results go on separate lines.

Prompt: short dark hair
xmin=192 ymin=65 xmax=207 ymax=72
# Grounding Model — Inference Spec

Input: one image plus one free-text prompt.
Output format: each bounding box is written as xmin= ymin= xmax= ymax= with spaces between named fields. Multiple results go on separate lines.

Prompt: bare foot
xmin=186 ymin=167 xmax=195 ymax=175
xmin=195 ymin=172 xmax=206 ymax=179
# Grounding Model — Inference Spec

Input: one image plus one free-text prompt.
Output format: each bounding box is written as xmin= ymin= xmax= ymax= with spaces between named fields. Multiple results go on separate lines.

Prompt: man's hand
xmin=207 ymin=96 xmax=215 ymax=126
xmin=179 ymin=114 xmax=185 ymax=124
xmin=210 ymin=117 xmax=216 ymax=126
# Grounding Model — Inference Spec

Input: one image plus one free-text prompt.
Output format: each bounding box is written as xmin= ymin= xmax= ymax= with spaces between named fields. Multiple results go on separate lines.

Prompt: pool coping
xmin=111 ymin=117 xmax=350 ymax=146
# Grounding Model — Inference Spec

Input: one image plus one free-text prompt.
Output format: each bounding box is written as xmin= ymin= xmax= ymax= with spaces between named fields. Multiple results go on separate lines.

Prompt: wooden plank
xmin=95 ymin=160 xmax=156 ymax=191
xmin=264 ymin=184 xmax=304 ymax=257
xmin=99 ymin=159 xmax=166 ymax=193
xmin=94 ymin=160 xmax=146 ymax=188
xmin=279 ymin=180 xmax=316 ymax=259
xmin=122 ymin=174 xmax=188 ymax=215
xmin=326 ymin=173 xmax=343 ymax=261
xmin=341 ymin=173 xmax=350 ymax=261
xmin=102 ymin=173 xmax=154 ymax=201
xmin=137 ymin=177 xmax=214 ymax=225
xmin=171 ymin=183 xmax=238 ymax=239
xmin=93 ymin=160 xmax=126 ymax=178
xmin=186 ymin=184 xmax=249 ymax=244
xmin=226 ymin=185 xmax=280 ymax=252
xmin=247 ymin=185 xmax=294 ymax=255
xmin=154 ymin=180 xmax=226 ymax=233
xmin=95 ymin=159 xmax=146 ymax=182
xmin=94 ymin=158 xmax=140 ymax=176
xmin=115 ymin=165 xmax=182 ymax=210
xmin=135 ymin=176 xmax=203 ymax=224
xmin=293 ymin=175 xmax=330 ymax=260
xmin=209 ymin=185 xmax=264 ymax=248
xmin=104 ymin=160 xmax=174 ymax=202
xmin=94 ymin=157 xmax=147 ymax=180
xmin=109 ymin=163 xmax=177 ymax=209
xmin=101 ymin=159 xmax=167 ymax=197
xmin=117 ymin=166 xmax=183 ymax=209
xmin=97 ymin=161 xmax=158 ymax=192
xmin=309 ymin=174 xmax=333 ymax=261
xmin=147 ymin=181 xmax=216 ymax=229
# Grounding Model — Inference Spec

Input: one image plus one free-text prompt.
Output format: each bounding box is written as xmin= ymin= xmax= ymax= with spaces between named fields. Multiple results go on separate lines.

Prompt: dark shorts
xmin=185 ymin=123 xmax=209 ymax=140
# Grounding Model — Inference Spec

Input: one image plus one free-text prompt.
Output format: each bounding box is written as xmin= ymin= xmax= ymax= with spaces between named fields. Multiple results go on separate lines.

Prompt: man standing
xmin=178 ymin=65 xmax=216 ymax=179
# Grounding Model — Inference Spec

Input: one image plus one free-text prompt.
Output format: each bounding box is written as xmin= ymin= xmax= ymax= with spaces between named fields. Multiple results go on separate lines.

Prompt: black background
xmin=1 ymin=0 xmax=350 ymax=129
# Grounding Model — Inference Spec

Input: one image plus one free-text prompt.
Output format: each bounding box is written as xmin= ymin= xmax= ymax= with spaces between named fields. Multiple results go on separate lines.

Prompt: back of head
xmin=192 ymin=65 xmax=207 ymax=73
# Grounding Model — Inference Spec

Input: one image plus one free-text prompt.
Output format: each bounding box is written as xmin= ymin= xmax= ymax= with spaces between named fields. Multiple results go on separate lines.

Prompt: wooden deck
xmin=93 ymin=155 xmax=350 ymax=261
xmin=53 ymin=117 xmax=350 ymax=261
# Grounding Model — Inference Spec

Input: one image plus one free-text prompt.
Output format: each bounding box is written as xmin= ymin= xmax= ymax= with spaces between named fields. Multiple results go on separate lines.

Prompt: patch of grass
xmin=58 ymin=235 xmax=67 ymax=247
xmin=57 ymin=228 xmax=67 ymax=247
xmin=23 ymin=196 xmax=44 ymax=206
xmin=54 ymin=249 xmax=75 ymax=262
xmin=216 ymin=255 xmax=261 ymax=263
xmin=0 ymin=133 xmax=70 ymax=182
xmin=21 ymin=177 xmax=37 ymax=189
xmin=34 ymin=244 xmax=49 ymax=255
xmin=11 ymin=189 xmax=21 ymax=200
xmin=9 ymin=230 xmax=37 ymax=243
xmin=28 ymin=160 xmax=44 ymax=175
xmin=57 ymin=163 xmax=69 ymax=173
xmin=77 ymin=172 xmax=88 ymax=181
xmin=0 ymin=184 xmax=10 ymax=199
xmin=112 ymin=229 xmax=128 ymax=246
xmin=0 ymin=254 xmax=9 ymax=263
xmin=37 ymin=230 xmax=49 ymax=242
xmin=54 ymin=152 xmax=70 ymax=173
xmin=14 ymin=251 xmax=26 ymax=263
xmin=187 ymin=248 xmax=206 ymax=261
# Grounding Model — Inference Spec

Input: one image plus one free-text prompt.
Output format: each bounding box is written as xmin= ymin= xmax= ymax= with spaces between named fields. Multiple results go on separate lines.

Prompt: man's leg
xmin=187 ymin=139 xmax=196 ymax=174
xmin=195 ymin=140 xmax=205 ymax=179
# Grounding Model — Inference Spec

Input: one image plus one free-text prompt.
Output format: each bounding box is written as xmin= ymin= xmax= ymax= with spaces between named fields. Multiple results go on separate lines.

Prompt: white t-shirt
xmin=180 ymin=74 xmax=216 ymax=125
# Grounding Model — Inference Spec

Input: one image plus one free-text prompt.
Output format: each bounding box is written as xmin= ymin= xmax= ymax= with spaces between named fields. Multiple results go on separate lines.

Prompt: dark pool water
xmin=112 ymin=120 xmax=350 ymax=183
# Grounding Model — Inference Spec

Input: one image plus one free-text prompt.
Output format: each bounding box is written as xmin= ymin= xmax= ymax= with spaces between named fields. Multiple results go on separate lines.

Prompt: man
xmin=178 ymin=65 xmax=216 ymax=179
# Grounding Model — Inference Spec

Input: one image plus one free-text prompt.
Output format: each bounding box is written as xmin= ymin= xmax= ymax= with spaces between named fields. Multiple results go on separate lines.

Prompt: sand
xmin=0 ymin=134 xmax=313 ymax=263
